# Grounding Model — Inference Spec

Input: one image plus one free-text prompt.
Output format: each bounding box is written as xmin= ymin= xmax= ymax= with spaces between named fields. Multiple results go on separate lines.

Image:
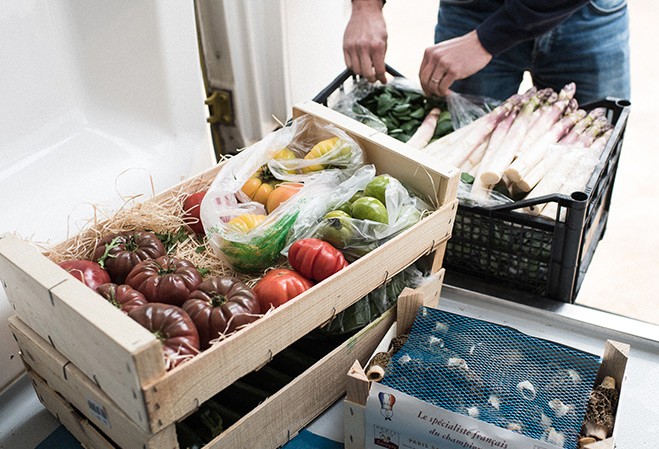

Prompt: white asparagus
xmin=451 ymin=134 xmax=491 ymax=170
xmin=469 ymin=111 xmax=516 ymax=188
xmin=540 ymin=127 xmax=614 ymax=219
xmin=442 ymin=104 xmax=510 ymax=167
xmin=505 ymin=109 xmax=587 ymax=183
xmin=515 ymin=84 xmax=575 ymax=155
xmin=424 ymin=90 xmax=528 ymax=155
xmin=468 ymin=160 xmax=481 ymax=177
xmin=590 ymin=128 xmax=613 ymax=158
xmin=577 ymin=116 xmax=610 ymax=147
xmin=541 ymin=151 xmax=601 ymax=219
xmin=422 ymin=118 xmax=473 ymax=155
xmin=470 ymin=171 xmax=494 ymax=203
xmin=515 ymin=145 xmax=568 ymax=192
xmin=460 ymin=158 xmax=474 ymax=174
xmin=559 ymin=108 xmax=605 ymax=145
xmin=524 ymin=149 xmax=583 ymax=216
xmin=407 ymin=107 xmax=441 ymax=149
xmin=480 ymin=92 xmax=543 ymax=185
xmin=465 ymin=137 xmax=489 ymax=166
xmin=517 ymin=92 xmax=558 ymax=156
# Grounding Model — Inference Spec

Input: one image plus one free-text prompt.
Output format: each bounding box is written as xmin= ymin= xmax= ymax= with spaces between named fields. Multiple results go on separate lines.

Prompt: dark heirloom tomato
xmin=96 ymin=283 xmax=148 ymax=314
xmin=125 ymin=256 xmax=203 ymax=306
xmin=288 ymin=238 xmax=348 ymax=282
xmin=92 ymin=231 xmax=166 ymax=284
xmin=253 ymin=269 xmax=314 ymax=312
xmin=128 ymin=303 xmax=199 ymax=370
xmin=58 ymin=260 xmax=111 ymax=292
xmin=182 ymin=276 xmax=260 ymax=349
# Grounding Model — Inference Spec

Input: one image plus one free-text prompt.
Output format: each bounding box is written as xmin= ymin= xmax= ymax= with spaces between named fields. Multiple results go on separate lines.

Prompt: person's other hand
xmin=419 ymin=30 xmax=492 ymax=96
xmin=343 ymin=0 xmax=388 ymax=84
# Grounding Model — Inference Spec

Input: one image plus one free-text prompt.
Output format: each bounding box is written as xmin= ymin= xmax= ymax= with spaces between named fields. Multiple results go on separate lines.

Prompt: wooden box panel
xmin=14 ymin=272 xmax=445 ymax=449
xmin=0 ymin=103 xmax=458 ymax=433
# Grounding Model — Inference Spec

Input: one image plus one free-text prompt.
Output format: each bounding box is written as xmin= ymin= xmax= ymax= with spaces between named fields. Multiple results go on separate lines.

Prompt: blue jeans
xmin=435 ymin=0 xmax=630 ymax=104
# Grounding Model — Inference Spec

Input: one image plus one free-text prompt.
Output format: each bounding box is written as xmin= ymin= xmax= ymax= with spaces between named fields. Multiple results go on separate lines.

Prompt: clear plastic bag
xmin=200 ymin=115 xmax=364 ymax=273
xmin=457 ymin=172 xmax=515 ymax=208
xmin=286 ymin=165 xmax=429 ymax=262
xmin=318 ymin=264 xmax=425 ymax=336
xmin=331 ymin=77 xmax=496 ymax=144
xmin=332 ymin=80 xmax=388 ymax=134
xmin=445 ymin=90 xmax=498 ymax=131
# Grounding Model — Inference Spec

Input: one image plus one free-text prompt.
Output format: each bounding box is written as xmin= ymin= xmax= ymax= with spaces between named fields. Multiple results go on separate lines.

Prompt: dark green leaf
xmin=409 ymin=107 xmax=426 ymax=119
xmin=461 ymin=172 xmax=475 ymax=184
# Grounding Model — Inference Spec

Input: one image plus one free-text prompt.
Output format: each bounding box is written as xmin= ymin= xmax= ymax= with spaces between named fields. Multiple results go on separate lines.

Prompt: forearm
xmin=477 ymin=0 xmax=590 ymax=56
xmin=344 ymin=0 xmax=388 ymax=83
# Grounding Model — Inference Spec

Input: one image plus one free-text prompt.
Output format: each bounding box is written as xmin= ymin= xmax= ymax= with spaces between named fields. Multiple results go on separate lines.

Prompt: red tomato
xmin=59 ymin=260 xmax=111 ymax=292
xmin=288 ymin=238 xmax=348 ymax=282
xmin=183 ymin=190 xmax=207 ymax=235
xmin=253 ymin=269 xmax=314 ymax=312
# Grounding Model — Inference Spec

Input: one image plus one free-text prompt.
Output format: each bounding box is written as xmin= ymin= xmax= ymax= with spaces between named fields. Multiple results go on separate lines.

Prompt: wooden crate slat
xmin=0 ymin=103 xmax=459 ymax=436
xmin=10 ymin=316 xmax=177 ymax=449
xmin=206 ymin=304 xmax=397 ymax=449
xmin=142 ymin=202 xmax=455 ymax=431
xmin=0 ymin=233 xmax=163 ymax=430
xmin=29 ymin=371 xmax=116 ymax=449
xmin=292 ymin=101 xmax=460 ymax=207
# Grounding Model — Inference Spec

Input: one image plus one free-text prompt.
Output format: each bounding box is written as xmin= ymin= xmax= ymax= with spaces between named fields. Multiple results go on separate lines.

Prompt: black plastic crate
xmin=313 ymin=67 xmax=631 ymax=303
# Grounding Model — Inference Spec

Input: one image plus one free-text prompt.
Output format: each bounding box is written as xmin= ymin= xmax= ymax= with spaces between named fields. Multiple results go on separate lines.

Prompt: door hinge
xmin=205 ymin=89 xmax=235 ymax=126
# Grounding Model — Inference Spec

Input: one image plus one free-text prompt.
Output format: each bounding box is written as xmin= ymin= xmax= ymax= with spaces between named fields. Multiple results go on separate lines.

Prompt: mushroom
xmin=389 ymin=333 xmax=409 ymax=354
xmin=548 ymin=398 xmax=574 ymax=418
xmin=364 ymin=333 xmax=410 ymax=382
xmin=517 ymin=380 xmax=537 ymax=401
xmin=582 ymin=376 xmax=619 ymax=440
xmin=365 ymin=351 xmax=391 ymax=382
xmin=578 ymin=437 xmax=597 ymax=448
xmin=541 ymin=427 xmax=565 ymax=447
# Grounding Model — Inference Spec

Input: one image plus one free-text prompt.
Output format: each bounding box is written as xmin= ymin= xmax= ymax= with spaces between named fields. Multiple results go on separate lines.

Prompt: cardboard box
xmin=345 ymin=310 xmax=629 ymax=449
xmin=0 ymin=102 xmax=459 ymax=437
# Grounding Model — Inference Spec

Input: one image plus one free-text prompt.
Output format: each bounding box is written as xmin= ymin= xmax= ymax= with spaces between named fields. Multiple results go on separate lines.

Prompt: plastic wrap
xmin=331 ymin=77 xmax=496 ymax=144
xmin=287 ymin=165 xmax=429 ymax=262
xmin=318 ymin=264 xmax=425 ymax=336
xmin=458 ymin=172 xmax=515 ymax=208
xmin=200 ymin=115 xmax=364 ymax=273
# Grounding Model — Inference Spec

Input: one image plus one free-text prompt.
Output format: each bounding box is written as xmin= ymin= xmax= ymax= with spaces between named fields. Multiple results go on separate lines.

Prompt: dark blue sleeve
xmin=476 ymin=0 xmax=591 ymax=56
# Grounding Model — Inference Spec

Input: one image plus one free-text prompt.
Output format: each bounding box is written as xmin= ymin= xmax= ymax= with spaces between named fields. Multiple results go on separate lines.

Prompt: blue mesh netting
xmin=381 ymin=307 xmax=601 ymax=448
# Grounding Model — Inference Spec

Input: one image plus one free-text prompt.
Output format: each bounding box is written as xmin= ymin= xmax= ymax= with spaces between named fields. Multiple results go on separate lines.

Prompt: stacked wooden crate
xmin=0 ymin=102 xmax=459 ymax=449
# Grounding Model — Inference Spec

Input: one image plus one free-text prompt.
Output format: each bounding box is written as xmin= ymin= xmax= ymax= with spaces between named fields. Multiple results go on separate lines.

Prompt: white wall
xmin=197 ymin=0 xmax=351 ymax=148
xmin=0 ymin=1 xmax=215 ymax=390
xmin=280 ymin=0 xmax=352 ymax=109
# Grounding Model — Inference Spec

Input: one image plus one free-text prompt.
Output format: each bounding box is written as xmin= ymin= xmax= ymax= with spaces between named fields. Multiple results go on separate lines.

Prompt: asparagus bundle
xmin=420 ymin=84 xmax=615 ymax=217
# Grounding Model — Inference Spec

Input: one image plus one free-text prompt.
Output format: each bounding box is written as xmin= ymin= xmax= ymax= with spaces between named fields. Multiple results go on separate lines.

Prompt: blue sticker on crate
xmin=381 ymin=307 xmax=601 ymax=449
xmin=86 ymin=397 xmax=111 ymax=429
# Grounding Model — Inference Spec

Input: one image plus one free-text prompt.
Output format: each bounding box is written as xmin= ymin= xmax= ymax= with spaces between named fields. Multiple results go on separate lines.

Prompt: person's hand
xmin=343 ymin=0 xmax=388 ymax=84
xmin=419 ymin=30 xmax=492 ymax=96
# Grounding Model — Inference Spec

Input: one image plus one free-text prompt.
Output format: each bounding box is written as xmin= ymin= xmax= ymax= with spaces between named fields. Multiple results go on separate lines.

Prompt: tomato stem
xmin=153 ymin=330 xmax=166 ymax=342
xmin=210 ymin=293 xmax=227 ymax=307
xmin=97 ymin=236 xmax=122 ymax=268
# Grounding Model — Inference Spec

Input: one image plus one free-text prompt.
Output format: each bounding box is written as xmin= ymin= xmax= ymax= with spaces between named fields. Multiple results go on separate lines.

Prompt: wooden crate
xmin=0 ymin=101 xmax=459 ymax=434
xmin=14 ymin=273 xmax=445 ymax=449
xmin=344 ymin=319 xmax=630 ymax=449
